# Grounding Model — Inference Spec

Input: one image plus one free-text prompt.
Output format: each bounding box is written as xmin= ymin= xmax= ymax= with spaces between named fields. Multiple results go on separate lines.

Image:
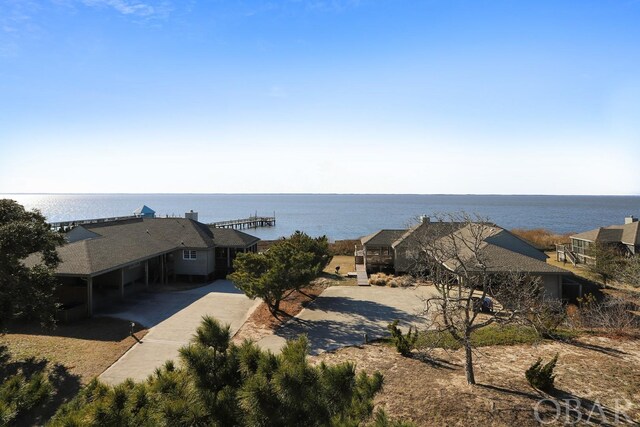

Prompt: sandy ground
xmin=314 ymin=335 xmax=640 ymax=426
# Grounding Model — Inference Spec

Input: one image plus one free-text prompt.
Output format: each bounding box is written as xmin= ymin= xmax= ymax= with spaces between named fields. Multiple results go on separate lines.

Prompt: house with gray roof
xmin=361 ymin=217 xmax=574 ymax=300
xmin=557 ymin=216 xmax=640 ymax=265
xmin=27 ymin=212 xmax=259 ymax=319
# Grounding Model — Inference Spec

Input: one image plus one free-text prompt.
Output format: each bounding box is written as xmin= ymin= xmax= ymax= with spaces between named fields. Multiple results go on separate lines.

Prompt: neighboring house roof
xmin=477 ymin=244 xmax=569 ymax=274
xmin=363 ymin=220 xmax=566 ymax=275
xmin=361 ymin=229 xmax=406 ymax=246
xmin=408 ymin=223 xmax=565 ymax=275
xmin=572 ymin=221 xmax=640 ymax=246
xmin=571 ymin=228 xmax=600 ymax=242
xmin=392 ymin=221 xmax=466 ymax=249
xmin=622 ymin=221 xmax=640 ymax=245
xmin=209 ymin=228 xmax=261 ymax=248
xmin=26 ymin=218 xmax=216 ymax=277
xmin=133 ymin=205 xmax=155 ymax=215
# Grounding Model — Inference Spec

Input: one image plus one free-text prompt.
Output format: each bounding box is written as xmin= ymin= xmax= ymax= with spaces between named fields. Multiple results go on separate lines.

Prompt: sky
xmin=0 ymin=0 xmax=639 ymax=195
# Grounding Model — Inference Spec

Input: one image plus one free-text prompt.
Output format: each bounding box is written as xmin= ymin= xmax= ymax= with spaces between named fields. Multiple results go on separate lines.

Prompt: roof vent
xmin=420 ymin=215 xmax=430 ymax=224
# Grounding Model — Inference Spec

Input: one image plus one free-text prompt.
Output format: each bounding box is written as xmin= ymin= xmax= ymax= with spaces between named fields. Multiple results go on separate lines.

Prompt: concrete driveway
xmin=99 ymin=280 xmax=257 ymax=385
xmin=258 ymin=285 xmax=437 ymax=355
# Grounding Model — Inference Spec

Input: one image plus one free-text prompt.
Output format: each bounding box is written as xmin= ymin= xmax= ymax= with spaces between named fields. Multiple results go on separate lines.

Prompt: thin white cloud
xmin=80 ymin=0 xmax=171 ymax=18
xmin=267 ymin=86 xmax=288 ymax=98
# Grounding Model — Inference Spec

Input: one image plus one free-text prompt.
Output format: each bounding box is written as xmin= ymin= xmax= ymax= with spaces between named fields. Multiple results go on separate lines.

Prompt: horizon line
xmin=2 ymin=192 xmax=639 ymax=197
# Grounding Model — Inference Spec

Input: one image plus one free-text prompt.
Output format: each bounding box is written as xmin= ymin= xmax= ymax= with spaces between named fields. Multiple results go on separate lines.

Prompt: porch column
xmin=160 ymin=255 xmax=165 ymax=284
xmin=87 ymin=276 xmax=93 ymax=317
xmin=227 ymin=248 xmax=231 ymax=268
xmin=145 ymin=260 xmax=149 ymax=289
xmin=120 ymin=268 xmax=125 ymax=299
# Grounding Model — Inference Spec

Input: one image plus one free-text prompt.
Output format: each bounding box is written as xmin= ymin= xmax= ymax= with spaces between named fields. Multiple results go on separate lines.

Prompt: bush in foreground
xmin=525 ymin=354 xmax=558 ymax=392
xmin=50 ymin=316 xmax=389 ymax=426
xmin=0 ymin=370 xmax=52 ymax=426
xmin=387 ymin=320 xmax=418 ymax=357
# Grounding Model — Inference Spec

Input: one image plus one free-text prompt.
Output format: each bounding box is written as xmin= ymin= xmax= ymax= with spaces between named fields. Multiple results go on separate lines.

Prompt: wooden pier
xmin=49 ymin=215 xmax=138 ymax=230
xmin=210 ymin=215 xmax=276 ymax=230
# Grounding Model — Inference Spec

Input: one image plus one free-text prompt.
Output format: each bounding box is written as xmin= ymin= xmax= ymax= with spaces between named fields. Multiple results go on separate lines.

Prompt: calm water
xmin=2 ymin=194 xmax=639 ymax=240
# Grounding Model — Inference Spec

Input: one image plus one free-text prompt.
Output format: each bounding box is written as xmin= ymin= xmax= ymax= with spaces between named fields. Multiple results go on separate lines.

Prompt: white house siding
xmin=173 ymin=248 xmax=215 ymax=276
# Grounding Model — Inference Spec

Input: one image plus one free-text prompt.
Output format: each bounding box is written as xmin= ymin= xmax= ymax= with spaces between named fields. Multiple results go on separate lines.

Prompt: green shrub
xmin=387 ymin=320 xmax=418 ymax=357
xmin=0 ymin=371 xmax=52 ymax=425
xmin=525 ymin=353 xmax=558 ymax=392
xmin=50 ymin=316 xmax=388 ymax=426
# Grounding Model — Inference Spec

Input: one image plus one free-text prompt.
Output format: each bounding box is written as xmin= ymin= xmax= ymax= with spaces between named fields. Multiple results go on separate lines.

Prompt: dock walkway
xmin=210 ymin=215 xmax=275 ymax=230
xmin=355 ymin=263 xmax=369 ymax=286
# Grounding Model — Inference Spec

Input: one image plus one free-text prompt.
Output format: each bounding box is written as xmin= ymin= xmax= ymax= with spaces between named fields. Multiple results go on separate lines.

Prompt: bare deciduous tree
xmin=405 ymin=212 xmax=556 ymax=385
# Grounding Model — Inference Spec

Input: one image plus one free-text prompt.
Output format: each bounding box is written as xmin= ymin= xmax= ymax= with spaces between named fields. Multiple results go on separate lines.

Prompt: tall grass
xmin=510 ymin=228 xmax=574 ymax=251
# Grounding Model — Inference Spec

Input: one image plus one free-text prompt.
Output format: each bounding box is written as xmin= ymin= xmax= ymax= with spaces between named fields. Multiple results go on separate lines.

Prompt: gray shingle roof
xmin=27 ymin=218 xmax=215 ymax=276
xmin=572 ymin=221 xmax=640 ymax=245
xmin=478 ymin=243 xmax=568 ymax=274
xmin=209 ymin=228 xmax=260 ymax=248
xmin=392 ymin=221 xmax=466 ymax=249
xmin=622 ymin=221 xmax=640 ymax=245
xmin=361 ymin=229 xmax=406 ymax=246
xmin=433 ymin=224 xmax=569 ymax=275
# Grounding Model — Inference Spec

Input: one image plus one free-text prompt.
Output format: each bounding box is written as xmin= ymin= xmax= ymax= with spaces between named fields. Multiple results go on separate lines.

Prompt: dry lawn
xmin=314 ymin=336 xmax=640 ymax=426
xmin=325 ymin=255 xmax=357 ymax=275
xmin=1 ymin=317 xmax=147 ymax=383
xmin=323 ymin=255 xmax=357 ymax=286
xmin=1 ymin=317 xmax=147 ymax=424
xmin=544 ymin=251 xmax=598 ymax=282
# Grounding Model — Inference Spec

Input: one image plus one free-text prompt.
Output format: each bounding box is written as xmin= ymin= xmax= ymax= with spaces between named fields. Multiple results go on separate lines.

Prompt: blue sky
xmin=1 ymin=0 xmax=639 ymax=194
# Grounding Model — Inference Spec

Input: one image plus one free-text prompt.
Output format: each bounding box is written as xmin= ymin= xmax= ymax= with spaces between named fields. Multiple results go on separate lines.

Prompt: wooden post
xmin=227 ymin=248 xmax=231 ymax=268
xmin=145 ymin=260 xmax=149 ymax=289
xmin=87 ymin=276 xmax=93 ymax=317
xmin=160 ymin=255 xmax=165 ymax=284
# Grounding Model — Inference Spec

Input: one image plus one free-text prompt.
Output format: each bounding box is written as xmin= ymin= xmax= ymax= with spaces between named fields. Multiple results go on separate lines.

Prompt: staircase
xmin=556 ymin=243 xmax=578 ymax=266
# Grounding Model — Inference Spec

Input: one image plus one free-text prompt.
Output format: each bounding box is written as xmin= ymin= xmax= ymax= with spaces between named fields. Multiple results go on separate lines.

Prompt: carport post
xmin=120 ymin=268 xmax=125 ymax=299
xmin=87 ymin=276 xmax=93 ymax=317
xmin=160 ymin=255 xmax=165 ymax=284
xmin=145 ymin=260 xmax=149 ymax=289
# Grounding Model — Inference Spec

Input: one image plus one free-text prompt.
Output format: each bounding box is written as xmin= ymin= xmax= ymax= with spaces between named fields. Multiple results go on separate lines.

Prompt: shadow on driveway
xmin=271 ymin=288 xmax=430 ymax=355
xmin=97 ymin=280 xmax=245 ymax=329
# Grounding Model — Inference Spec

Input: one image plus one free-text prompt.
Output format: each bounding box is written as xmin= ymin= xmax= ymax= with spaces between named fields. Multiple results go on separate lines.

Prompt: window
xmin=183 ymin=250 xmax=197 ymax=260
